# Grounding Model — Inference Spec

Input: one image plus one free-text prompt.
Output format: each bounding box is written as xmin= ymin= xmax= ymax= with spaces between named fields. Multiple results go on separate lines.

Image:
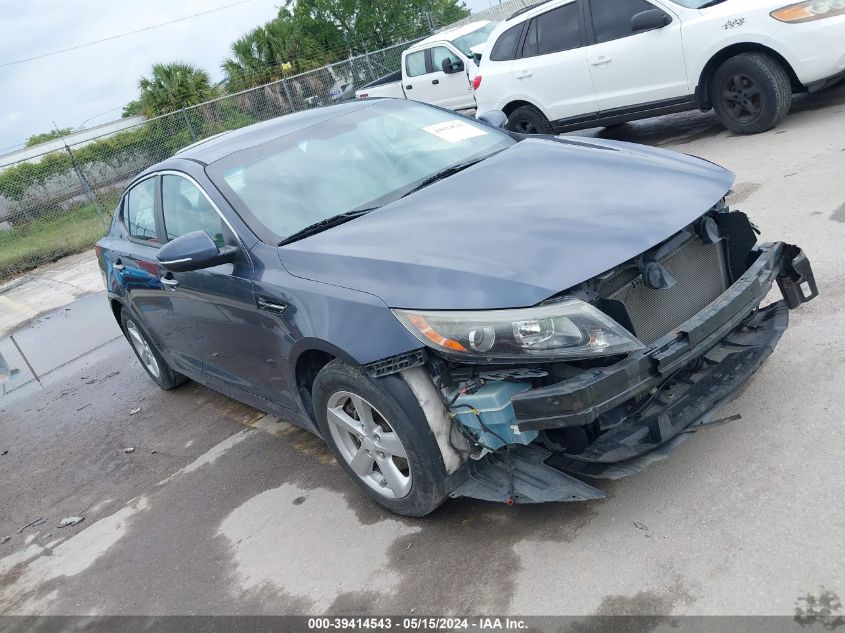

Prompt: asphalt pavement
xmin=1 ymin=83 xmax=844 ymax=617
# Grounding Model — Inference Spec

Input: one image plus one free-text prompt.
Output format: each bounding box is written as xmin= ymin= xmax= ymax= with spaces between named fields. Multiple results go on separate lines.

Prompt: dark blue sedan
xmin=97 ymin=98 xmax=817 ymax=516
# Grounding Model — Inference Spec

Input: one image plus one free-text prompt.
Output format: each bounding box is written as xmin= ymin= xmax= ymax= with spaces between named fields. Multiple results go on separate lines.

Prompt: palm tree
xmin=137 ymin=62 xmax=215 ymax=117
xmin=222 ymin=15 xmax=328 ymax=92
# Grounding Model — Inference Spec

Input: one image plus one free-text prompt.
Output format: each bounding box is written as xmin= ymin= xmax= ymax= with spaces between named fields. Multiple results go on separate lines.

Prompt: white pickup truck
xmin=355 ymin=21 xmax=497 ymax=110
xmin=473 ymin=0 xmax=845 ymax=134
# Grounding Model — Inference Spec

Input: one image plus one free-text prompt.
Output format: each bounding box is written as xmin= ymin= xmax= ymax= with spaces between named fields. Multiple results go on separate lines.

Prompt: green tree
xmin=25 ymin=128 xmax=74 ymax=147
xmin=221 ymin=9 xmax=328 ymax=92
xmin=290 ymin=0 xmax=471 ymax=52
xmin=122 ymin=99 xmax=143 ymax=118
xmin=137 ymin=62 xmax=215 ymax=117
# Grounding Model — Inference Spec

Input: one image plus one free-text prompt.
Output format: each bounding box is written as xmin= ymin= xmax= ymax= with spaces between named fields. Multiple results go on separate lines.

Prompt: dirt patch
xmin=729 ymin=182 xmax=762 ymax=205
xmin=326 ymin=496 xmax=605 ymax=615
xmin=564 ymin=576 xmax=696 ymax=633
xmin=794 ymin=589 xmax=844 ymax=629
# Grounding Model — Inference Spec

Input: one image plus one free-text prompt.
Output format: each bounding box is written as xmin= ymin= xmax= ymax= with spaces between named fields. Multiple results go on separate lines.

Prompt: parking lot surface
xmin=1 ymin=84 xmax=844 ymax=617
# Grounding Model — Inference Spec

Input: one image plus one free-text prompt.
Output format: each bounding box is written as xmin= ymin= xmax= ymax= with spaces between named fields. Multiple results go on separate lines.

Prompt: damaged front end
xmin=374 ymin=204 xmax=818 ymax=505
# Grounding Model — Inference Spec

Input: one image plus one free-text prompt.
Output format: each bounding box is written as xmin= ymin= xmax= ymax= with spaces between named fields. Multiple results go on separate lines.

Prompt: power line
xmin=0 ymin=0 xmax=254 ymax=69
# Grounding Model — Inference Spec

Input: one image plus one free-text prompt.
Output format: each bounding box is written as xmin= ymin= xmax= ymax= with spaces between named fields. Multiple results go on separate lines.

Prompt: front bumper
xmin=511 ymin=242 xmax=817 ymax=464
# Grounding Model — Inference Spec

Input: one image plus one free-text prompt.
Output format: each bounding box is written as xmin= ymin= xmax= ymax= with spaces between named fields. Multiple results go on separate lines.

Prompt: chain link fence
xmin=0 ymin=0 xmax=531 ymax=281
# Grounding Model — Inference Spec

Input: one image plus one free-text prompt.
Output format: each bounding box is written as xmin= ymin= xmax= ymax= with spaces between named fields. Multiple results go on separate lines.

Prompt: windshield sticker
xmin=423 ymin=120 xmax=488 ymax=143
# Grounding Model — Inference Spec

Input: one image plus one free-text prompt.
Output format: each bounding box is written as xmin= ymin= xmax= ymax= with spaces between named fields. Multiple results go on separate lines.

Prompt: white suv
xmin=473 ymin=0 xmax=845 ymax=134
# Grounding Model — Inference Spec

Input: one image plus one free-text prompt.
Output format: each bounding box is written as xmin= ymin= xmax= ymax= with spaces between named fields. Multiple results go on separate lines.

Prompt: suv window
xmin=431 ymin=46 xmax=460 ymax=72
xmin=124 ymin=178 xmax=158 ymax=243
xmin=405 ymin=51 xmax=427 ymax=77
xmin=590 ymin=0 xmax=658 ymax=43
xmin=522 ymin=2 xmax=581 ymax=58
xmin=161 ymin=175 xmax=225 ymax=247
xmin=489 ymin=24 xmax=523 ymax=61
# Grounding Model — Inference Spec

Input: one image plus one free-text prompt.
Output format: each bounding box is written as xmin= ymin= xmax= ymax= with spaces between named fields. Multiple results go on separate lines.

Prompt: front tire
xmin=506 ymin=105 xmax=552 ymax=135
xmin=120 ymin=310 xmax=186 ymax=390
xmin=312 ymin=360 xmax=449 ymax=517
xmin=711 ymin=52 xmax=792 ymax=134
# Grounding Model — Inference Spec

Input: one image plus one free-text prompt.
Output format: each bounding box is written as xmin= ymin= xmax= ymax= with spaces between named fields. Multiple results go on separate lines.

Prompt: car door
xmin=402 ymin=49 xmax=432 ymax=103
xmin=112 ymin=176 xmax=187 ymax=362
xmin=429 ymin=45 xmax=475 ymax=109
xmin=158 ymin=172 xmax=297 ymax=410
xmin=585 ymin=0 xmax=688 ymax=112
xmin=509 ymin=0 xmax=599 ymax=122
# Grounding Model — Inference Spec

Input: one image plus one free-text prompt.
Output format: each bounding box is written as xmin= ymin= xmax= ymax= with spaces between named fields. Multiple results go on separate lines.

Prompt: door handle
xmin=160 ymin=276 xmax=179 ymax=289
xmin=405 ymin=85 xmax=413 ymax=90
xmin=590 ymin=56 xmax=612 ymax=66
xmin=515 ymin=71 xmax=533 ymax=79
xmin=432 ymin=79 xmax=440 ymax=85
xmin=112 ymin=262 xmax=125 ymax=272
xmin=256 ymin=296 xmax=288 ymax=315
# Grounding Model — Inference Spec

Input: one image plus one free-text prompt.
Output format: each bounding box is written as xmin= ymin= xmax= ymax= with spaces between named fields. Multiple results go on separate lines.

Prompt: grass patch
xmin=0 ymin=203 xmax=110 ymax=281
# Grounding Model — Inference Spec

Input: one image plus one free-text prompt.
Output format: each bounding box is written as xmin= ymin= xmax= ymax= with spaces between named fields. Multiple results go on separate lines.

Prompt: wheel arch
xmin=109 ymin=296 xmax=125 ymax=326
xmin=291 ymin=340 xmax=357 ymax=422
xmin=501 ymin=99 xmax=548 ymax=118
xmin=696 ymin=43 xmax=801 ymax=110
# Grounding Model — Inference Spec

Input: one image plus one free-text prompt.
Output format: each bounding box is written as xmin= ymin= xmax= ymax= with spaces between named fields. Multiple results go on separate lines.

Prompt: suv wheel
xmin=312 ymin=360 xmax=449 ymax=516
xmin=121 ymin=310 xmax=186 ymax=390
xmin=506 ymin=105 xmax=552 ymax=135
xmin=711 ymin=52 xmax=792 ymax=134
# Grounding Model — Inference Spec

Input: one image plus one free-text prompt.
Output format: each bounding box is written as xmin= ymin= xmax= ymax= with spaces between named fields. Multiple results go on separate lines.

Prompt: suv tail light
xmin=472 ymin=76 xmax=482 ymax=91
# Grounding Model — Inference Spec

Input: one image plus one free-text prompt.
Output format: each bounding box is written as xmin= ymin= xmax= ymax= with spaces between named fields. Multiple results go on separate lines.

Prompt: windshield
xmin=207 ymin=100 xmax=515 ymax=244
xmin=451 ymin=22 xmax=498 ymax=56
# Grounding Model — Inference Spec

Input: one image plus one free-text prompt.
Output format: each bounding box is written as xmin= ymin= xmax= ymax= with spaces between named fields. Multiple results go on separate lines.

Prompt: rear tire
xmin=120 ymin=310 xmax=186 ymax=390
xmin=711 ymin=52 xmax=792 ymax=134
xmin=312 ymin=360 xmax=449 ymax=517
xmin=506 ymin=105 xmax=552 ymax=135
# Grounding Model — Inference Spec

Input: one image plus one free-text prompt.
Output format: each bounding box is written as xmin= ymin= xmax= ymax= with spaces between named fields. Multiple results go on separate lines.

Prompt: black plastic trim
xmin=512 ymin=242 xmax=815 ymax=431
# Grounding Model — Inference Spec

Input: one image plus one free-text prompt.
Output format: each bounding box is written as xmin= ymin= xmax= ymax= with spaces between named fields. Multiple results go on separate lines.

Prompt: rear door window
xmin=123 ymin=178 xmax=158 ymax=243
xmin=489 ymin=24 xmax=524 ymax=61
xmin=405 ymin=50 xmax=428 ymax=77
xmin=525 ymin=2 xmax=581 ymax=57
xmin=590 ymin=0 xmax=658 ymax=43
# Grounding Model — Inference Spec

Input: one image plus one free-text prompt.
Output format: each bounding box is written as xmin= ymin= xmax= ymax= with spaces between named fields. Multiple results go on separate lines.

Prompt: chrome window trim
xmin=119 ymin=174 xmax=160 ymax=246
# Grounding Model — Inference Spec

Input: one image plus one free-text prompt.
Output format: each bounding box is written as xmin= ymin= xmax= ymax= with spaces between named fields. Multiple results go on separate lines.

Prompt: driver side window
xmin=590 ymin=0 xmax=659 ymax=43
xmin=161 ymin=175 xmax=226 ymax=248
xmin=431 ymin=46 xmax=461 ymax=72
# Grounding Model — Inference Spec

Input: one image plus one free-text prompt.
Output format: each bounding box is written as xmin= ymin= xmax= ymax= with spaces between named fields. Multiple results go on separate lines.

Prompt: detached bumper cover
xmin=511 ymin=242 xmax=817 ymax=464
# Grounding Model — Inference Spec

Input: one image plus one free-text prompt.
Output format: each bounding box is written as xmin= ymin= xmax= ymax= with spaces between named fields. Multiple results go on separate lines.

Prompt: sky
xmin=0 ymin=0 xmax=493 ymax=152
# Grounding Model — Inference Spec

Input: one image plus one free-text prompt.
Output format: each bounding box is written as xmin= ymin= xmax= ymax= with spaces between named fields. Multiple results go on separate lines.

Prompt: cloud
xmin=0 ymin=0 xmax=280 ymax=148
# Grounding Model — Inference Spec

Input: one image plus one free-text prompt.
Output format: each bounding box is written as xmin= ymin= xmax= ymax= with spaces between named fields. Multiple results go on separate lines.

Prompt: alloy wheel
xmin=721 ymin=73 xmax=762 ymax=123
xmin=326 ymin=390 xmax=412 ymax=499
xmin=126 ymin=319 xmax=161 ymax=379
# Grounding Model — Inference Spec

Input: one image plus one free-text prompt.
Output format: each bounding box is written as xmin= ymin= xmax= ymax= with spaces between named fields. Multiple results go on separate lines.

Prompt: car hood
xmin=279 ymin=137 xmax=735 ymax=310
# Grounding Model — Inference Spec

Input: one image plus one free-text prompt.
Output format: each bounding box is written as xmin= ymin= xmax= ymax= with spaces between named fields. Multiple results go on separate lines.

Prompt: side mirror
xmin=441 ymin=58 xmax=465 ymax=74
xmin=477 ymin=110 xmax=508 ymax=129
xmin=631 ymin=8 xmax=671 ymax=32
xmin=157 ymin=230 xmax=237 ymax=273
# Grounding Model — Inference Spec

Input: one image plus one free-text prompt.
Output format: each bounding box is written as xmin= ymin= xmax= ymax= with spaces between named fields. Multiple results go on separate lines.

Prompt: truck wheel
xmin=711 ymin=52 xmax=792 ymax=134
xmin=507 ymin=105 xmax=552 ymax=135
xmin=312 ymin=360 xmax=449 ymax=517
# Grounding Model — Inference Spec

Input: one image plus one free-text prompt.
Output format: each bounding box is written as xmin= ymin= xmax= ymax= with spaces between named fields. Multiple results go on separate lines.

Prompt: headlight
xmin=392 ymin=299 xmax=644 ymax=362
xmin=771 ymin=0 xmax=845 ymax=22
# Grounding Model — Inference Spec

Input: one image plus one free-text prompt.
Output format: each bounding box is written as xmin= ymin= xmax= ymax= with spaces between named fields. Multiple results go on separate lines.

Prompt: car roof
xmin=174 ymin=99 xmax=377 ymax=165
xmin=408 ymin=20 xmax=491 ymax=50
